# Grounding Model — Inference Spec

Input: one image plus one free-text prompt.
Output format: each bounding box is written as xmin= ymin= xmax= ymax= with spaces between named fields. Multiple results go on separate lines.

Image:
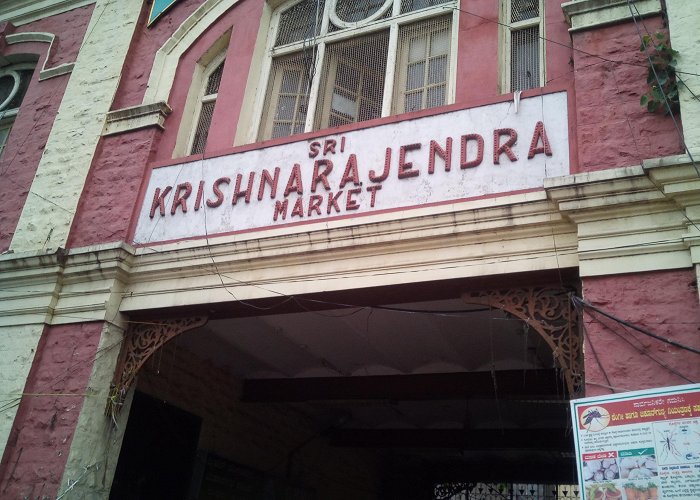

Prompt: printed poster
xmin=571 ymin=384 xmax=700 ymax=500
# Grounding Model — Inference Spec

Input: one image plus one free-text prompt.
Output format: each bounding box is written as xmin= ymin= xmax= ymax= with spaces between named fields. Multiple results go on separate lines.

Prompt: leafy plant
xmin=639 ymin=32 xmax=680 ymax=114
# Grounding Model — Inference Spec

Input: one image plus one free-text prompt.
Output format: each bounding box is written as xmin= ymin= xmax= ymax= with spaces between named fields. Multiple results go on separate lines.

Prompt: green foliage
xmin=639 ymin=32 xmax=680 ymax=114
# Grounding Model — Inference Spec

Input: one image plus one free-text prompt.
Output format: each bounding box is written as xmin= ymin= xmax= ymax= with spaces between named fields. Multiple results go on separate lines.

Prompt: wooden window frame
xmin=500 ymin=0 xmax=545 ymax=94
xmin=251 ymin=0 xmax=459 ymax=142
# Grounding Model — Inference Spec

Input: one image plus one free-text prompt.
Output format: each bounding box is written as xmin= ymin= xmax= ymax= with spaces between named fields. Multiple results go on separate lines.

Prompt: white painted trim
xmin=143 ymin=0 xmax=242 ymax=105
xmin=328 ymin=0 xmax=393 ymax=29
xmin=562 ymin=0 xmax=662 ymax=32
xmin=38 ymin=62 xmax=74 ymax=80
xmin=304 ymin=41 xmax=325 ymax=132
xmin=5 ymin=32 xmax=75 ymax=80
xmin=382 ymin=24 xmax=399 ymax=117
xmin=0 ymin=0 xmax=94 ymax=26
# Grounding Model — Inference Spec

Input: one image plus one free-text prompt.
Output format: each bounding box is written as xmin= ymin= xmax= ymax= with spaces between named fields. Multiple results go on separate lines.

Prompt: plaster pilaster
xmin=9 ymin=0 xmax=142 ymax=253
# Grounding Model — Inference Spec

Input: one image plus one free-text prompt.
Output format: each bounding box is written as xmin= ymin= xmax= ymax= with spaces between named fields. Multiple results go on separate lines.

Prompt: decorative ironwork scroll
xmin=462 ymin=287 xmax=583 ymax=396
xmin=106 ymin=316 xmax=208 ymax=416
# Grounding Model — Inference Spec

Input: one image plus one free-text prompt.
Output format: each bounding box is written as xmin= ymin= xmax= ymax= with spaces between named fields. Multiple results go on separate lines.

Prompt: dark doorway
xmin=110 ymin=391 xmax=202 ymax=500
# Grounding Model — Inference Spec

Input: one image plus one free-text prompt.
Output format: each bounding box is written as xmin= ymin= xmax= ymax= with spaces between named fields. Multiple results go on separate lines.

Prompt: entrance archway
xmin=108 ymin=284 xmax=583 ymax=499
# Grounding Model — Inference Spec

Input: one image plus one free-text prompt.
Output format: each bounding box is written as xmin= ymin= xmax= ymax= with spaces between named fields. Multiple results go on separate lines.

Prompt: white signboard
xmin=571 ymin=384 xmax=700 ymax=500
xmin=134 ymin=91 xmax=570 ymax=245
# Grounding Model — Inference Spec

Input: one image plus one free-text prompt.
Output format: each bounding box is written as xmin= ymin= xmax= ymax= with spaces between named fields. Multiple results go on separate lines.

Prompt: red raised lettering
xmin=528 ymin=121 xmax=552 ymax=159
xmin=346 ymin=188 xmax=361 ymax=211
xmin=258 ymin=167 xmax=280 ymax=200
xmin=494 ymin=128 xmax=518 ymax=164
xmin=460 ymin=134 xmax=484 ymax=168
xmin=340 ymin=154 xmax=360 ymax=188
xmin=369 ymin=147 xmax=391 ymax=183
xmin=149 ymin=186 xmax=172 ymax=218
xmin=194 ymin=180 xmax=205 ymax=211
xmin=291 ymin=197 xmax=304 ymax=218
xmin=308 ymin=195 xmax=323 ymax=216
xmin=207 ymin=177 xmax=230 ymax=208
xmin=170 ymin=182 xmax=192 ymax=215
xmin=273 ymin=199 xmax=289 ymax=221
xmin=429 ymin=138 xmax=452 ymax=174
xmin=327 ymin=191 xmax=343 ymax=214
xmin=323 ymin=139 xmax=337 ymax=155
xmin=232 ymin=172 xmax=256 ymax=205
xmin=399 ymin=143 xmax=421 ymax=179
xmin=308 ymin=141 xmax=321 ymax=158
xmin=366 ymin=184 xmax=381 ymax=208
xmin=312 ymin=159 xmax=333 ymax=192
xmin=284 ymin=164 xmax=303 ymax=197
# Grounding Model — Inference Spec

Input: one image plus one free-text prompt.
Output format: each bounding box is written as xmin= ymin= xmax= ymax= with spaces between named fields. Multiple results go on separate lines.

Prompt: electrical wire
xmin=572 ymin=295 xmax=700 ymax=356
xmin=585 ymin=306 xmax=695 ymax=384
xmin=580 ymin=320 xmax=615 ymax=393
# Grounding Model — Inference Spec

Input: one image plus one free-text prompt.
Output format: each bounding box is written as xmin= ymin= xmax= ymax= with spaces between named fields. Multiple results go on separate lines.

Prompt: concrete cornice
xmin=4 ymin=160 xmax=699 ymax=319
xmin=0 ymin=0 xmax=95 ymax=26
xmin=103 ymin=101 xmax=172 ymax=136
xmin=562 ymin=0 xmax=663 ymax=32
xmin=0 ymin=242 xmax=135 ymax=327
xmin=120 ymin=193 xmax=579 ymax=312
xmin=546 ymin=161 xmax=698 ymax=276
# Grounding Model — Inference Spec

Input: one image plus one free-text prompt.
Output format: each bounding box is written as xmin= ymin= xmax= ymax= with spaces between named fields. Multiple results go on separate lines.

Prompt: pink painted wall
xmin=0 ymin=6 xmax=93 ymax=252
xmin=110 ymin=0 xmax=210 ymax=109
xmin=454 ymin=1 xmax=499 ymax=104
xmin=66 ymin=129 xmax=161 ymax=247
xmin=544 ymin=0 xmax=574 ymax=88
xmin=581 ymin=270 xmax=700 ymax=397
xmin=571 ymin=16 xmax=683 ymax=173
xmin=455 ymin=0 xmax=573 ymax=104
xmin=13 ymin=5 xmax=93 ymax=66
xmin=68 ymin=0 xmax=265 ymax=248
xmin=156 ymin=0 xmax=265 ymax=159
xmin=0 ymin=322 xmax=103 ymax=499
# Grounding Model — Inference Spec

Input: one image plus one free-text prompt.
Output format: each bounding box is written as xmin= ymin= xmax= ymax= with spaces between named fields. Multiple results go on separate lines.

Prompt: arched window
xmin=0 ymin=63 xmax=34 ymax=156
xmin=189 ymin=55 xmax=226 ymax=155
xmin=256 ymin=0 xmax=456 ymax=141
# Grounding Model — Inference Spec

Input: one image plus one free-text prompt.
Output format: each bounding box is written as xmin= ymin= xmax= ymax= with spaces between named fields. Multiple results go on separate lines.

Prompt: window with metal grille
xmin=190 ymin=59 xmax=225 ymax=155
xmin=257 ymin=0 xmax=457 ymax=141
xmin=0 ymin=64 xmax=34 ymax=157
xmin=502 ymin=0 xmax=543 ymax=93
xmin=393 ymin=16 xmax=451 ymax=114
xmin=259 ymin=52 xmax=314 ymax=140
xmin=315 ymin=31 xmax=389 ymax=129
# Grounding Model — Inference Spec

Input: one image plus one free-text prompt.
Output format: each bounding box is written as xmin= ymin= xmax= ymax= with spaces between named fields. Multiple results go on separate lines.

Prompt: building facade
xmin=0 ymin=0 xmax=699 ymax=498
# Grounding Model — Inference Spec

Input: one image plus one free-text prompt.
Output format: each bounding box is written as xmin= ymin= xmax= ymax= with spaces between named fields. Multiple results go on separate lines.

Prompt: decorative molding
xmin=562 ymin=0 xmax=663 ymax=32
xmin=547 ymin=161 xmax=698 ymax=277
xmin=38 ymin=62 xmax=74 ymax=80
xmin=462 ymin=287 xmax=583 ymax=396
xmin=5 ymin=31 xmax=75 ymax=80
xmin=0 ymin=242 xmax=135 ymax=328
xmin=0 ymin=0 xmax=95 ymax=26
xmin=119 ymin=192 xmax=579 ymax=313
xmin=103 ymin=101 xmax=172 ymax=136
xmin=143 ymin=0 xmax=240 ymax=104
xmin=106 ymin=316 xmax=208 ymax=415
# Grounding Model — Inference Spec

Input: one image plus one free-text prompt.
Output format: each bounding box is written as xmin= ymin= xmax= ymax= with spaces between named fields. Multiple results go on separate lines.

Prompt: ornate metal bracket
xmin=106 ymin=316 xmax=208 ymax=416
xmin=462 ymin=287 xmax=583 ymax=396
